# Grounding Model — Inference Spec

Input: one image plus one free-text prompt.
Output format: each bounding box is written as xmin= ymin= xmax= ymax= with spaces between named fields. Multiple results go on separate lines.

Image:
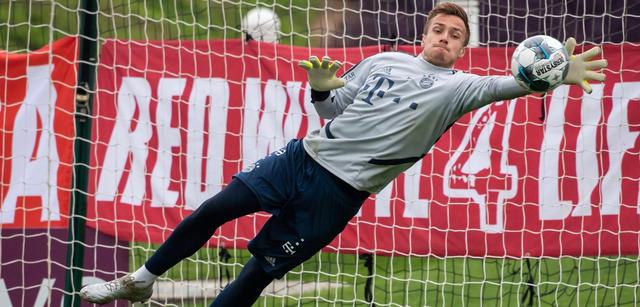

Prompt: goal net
xmin=1 ymin=1 xmax=639 ymax=306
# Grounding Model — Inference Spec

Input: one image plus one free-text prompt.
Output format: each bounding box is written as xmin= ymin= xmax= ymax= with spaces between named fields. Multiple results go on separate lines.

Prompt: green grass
xmin=0 ymin=0 xmax=320 ymax=51
xmin=130 ymin=244 xmax=640 ymax=306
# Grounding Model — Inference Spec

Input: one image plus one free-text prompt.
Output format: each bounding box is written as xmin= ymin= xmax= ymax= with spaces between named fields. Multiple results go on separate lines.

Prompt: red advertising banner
xmin=0 ymin=37 xmax=77 ymax=229
xmin=88 ymin=39 xmax=640 ymax=257
xmin=0 ymin=38 xmax=131 ymax=307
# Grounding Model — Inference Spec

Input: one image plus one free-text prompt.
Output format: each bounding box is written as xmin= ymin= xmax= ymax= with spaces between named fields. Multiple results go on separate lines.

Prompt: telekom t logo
xmin=443 ymin=100 xmax=519 ymax=233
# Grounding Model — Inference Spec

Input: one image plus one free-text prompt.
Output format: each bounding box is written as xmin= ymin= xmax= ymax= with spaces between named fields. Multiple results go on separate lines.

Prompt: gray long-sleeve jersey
xmin=302 ymin=52 xmax=529 ymax=193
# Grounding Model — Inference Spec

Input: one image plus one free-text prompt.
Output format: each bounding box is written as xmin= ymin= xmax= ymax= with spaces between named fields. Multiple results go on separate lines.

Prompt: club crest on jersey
xmin=419 ymin=77 xmax=434 ymax=89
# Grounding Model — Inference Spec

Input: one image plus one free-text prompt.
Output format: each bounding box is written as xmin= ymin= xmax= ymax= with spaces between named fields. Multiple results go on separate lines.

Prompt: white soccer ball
xmin=511 ymin=35 xmax=569 ymax=92
xmin=241 ymin=7 xmax=281 ymax=43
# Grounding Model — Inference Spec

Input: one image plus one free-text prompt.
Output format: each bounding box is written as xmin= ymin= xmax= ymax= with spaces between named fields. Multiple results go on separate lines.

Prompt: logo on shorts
xmin=282 ymin=238 xmax=305 ymax=255
xmin=264 ymin=256 xmax=277 ymax=267
xmin=242 ymin=160 xmax=260 ymax=172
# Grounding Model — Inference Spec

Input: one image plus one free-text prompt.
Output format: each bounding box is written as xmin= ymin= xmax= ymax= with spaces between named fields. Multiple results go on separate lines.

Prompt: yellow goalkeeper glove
xmin=562 ymin=37 xmax=608 ymax=94
xmin=298 ymin=56 xmax=345 ymax=91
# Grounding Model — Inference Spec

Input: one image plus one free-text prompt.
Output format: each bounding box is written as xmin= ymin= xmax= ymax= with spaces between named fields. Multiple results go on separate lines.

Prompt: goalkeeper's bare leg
xmin=80 ymin=178 xmax=261 ymax=304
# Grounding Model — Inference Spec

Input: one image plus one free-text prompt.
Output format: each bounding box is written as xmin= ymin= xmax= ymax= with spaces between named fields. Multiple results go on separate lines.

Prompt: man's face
xmin=421 ymin=13 xmax=467 ymax=68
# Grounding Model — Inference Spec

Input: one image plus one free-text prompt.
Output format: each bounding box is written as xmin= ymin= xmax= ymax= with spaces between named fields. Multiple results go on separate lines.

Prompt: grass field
xmin=0 ymin=0 xmax=319 ymax=51
xmin=131 ymin=244 xmax=640 ymax=306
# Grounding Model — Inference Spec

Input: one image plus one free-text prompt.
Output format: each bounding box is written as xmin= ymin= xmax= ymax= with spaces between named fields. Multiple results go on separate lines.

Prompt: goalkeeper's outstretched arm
xmin=298 ymin=55 xmax=371 ymax=119
xmin=298 ymin=55 xmax=346 ymax=119
xmin=458 ymin=36 xmax=609 ymax=114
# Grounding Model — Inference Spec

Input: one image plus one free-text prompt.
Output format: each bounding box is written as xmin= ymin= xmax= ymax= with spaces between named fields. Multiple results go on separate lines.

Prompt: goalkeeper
xmin=81 ymin=2 xmax=607 ymax=306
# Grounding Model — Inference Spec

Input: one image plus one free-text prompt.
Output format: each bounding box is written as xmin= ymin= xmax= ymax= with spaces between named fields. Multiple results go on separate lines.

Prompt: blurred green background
xmin=0 ymin=0 xmax=319 ymax=51
xmin=130 ymin=243 xmax=640 ymax=307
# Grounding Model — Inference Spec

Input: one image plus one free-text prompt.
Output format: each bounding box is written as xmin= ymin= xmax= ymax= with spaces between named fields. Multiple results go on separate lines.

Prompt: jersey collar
xmin=416 ymin=56 xmax=457 ymax=74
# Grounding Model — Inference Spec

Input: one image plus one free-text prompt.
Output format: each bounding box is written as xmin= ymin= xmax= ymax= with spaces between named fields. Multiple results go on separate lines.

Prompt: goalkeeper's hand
xmin=562 ymin=37 xmax=608 ymax=94
xmin=298 ymin=56 xmax=345 ymax=91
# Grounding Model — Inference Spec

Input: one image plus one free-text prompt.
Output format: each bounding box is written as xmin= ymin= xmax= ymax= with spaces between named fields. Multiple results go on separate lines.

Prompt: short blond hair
xmin=423 ymin=2 xmax=471 ymax=46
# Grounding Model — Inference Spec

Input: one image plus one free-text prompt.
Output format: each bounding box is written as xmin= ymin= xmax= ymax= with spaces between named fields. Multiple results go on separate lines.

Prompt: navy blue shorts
xmin=234 ymin=139 xmax=370 ymax=278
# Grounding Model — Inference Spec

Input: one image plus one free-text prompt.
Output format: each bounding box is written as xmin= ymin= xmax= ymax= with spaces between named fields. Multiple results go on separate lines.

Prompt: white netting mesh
xmin=1 ymin=1 xmax=639 ymax=306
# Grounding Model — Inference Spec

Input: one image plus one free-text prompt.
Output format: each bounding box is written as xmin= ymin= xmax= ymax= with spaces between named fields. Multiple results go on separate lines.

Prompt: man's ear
xmin=458 ymin=47 xmax=466 ymax=58
xmin=420 ymin=34 xmax=427 ymax=49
